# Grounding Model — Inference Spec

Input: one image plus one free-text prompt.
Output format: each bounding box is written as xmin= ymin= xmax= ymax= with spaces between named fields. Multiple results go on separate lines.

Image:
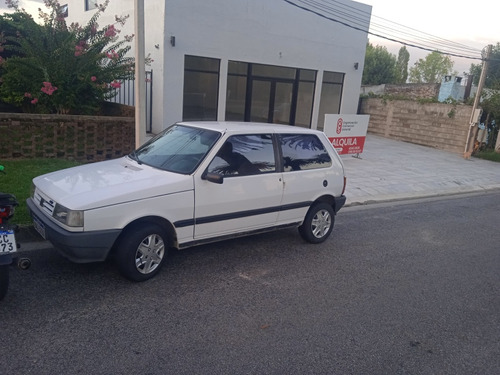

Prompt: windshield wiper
xmin=129 ymin=151 xmax=142 ymax=165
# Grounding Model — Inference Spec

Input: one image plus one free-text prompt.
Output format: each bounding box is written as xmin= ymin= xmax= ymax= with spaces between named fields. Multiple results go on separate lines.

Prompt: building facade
xmin=66 ymin=0 xmax=371 ymax=134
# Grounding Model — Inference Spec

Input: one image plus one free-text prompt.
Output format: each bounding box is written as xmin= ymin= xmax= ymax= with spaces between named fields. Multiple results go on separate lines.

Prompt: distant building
xmin=438 ymin=75 xmax=476 ymax=102
xmin=65 ymin=0 xmax=371 ymax=133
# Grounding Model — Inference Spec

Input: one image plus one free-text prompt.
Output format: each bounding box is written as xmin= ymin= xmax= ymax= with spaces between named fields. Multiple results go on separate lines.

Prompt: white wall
xmin=66 ymin=0 xmax=371 ymax=133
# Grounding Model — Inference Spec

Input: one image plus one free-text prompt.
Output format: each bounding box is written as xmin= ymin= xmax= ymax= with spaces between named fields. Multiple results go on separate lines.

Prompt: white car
xmin=27 ymin=122 xmax=347 ymax=281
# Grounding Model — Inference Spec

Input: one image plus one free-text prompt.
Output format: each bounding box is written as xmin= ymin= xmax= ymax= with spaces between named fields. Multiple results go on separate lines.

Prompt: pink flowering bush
xmin=110 ymin=80 xmax=121 ymax=89
xmin=40 ymin=82 xmax=58 ymax=95
xmin=0 ymin=0 xmax=134 ymax=114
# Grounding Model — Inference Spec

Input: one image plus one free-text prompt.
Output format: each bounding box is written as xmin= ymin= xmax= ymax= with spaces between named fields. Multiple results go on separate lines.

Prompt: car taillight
xmin=341 ymin=176 xmax=347 ymax=195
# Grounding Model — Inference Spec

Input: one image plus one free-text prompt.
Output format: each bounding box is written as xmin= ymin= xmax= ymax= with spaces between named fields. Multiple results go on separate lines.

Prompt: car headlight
xmin=53 ymin=204 xmax=84 ymax=227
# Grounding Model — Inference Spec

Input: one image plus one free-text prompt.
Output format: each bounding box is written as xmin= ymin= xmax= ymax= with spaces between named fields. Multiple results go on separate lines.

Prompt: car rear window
xmin=279 ymin=134 xmax=332 ymax=171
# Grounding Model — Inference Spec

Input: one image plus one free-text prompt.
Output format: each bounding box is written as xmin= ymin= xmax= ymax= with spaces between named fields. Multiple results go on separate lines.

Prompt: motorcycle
xmin=0 ymin=166 xmax=31 ymax=300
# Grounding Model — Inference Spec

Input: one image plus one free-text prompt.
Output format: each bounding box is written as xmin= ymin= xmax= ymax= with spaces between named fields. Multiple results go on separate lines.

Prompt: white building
xmin=65 ymin=0 xmax=372 ymax=134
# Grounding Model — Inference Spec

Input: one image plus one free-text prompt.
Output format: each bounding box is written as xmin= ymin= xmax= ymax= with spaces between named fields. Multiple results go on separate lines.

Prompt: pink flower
xmin=74 ymin=44 xmax=84 ymax=56
xmin=110 ymin=80 xmax=121 ymax=89
xmin=41 ymin=82 xmax=57 ymax=95
xmin=106 ymin=50 xmax=119 ymax=59
xmin=31 ymin=98 xmax=38 ymax=104
xmin=24 ymin=92 xmax=32 ymax=98
xmin=91 ymin=76 xmax=97 ymax=82
xmin=74 ymin=41 xmax=88 ymax=56
xmin=104 ymin=25 xmax=116 ymax=38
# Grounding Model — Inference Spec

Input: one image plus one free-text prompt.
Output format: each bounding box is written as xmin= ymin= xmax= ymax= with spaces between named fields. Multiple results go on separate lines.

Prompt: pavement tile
xmin=342 ymin=134 xmax=500 ymax=206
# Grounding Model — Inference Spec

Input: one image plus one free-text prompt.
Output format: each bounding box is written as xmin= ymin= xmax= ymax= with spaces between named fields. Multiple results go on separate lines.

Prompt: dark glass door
xmin=249 ymin=79 xmax=294 ymax=124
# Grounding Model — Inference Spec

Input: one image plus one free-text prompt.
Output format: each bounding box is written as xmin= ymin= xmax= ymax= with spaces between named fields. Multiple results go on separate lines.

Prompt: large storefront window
xmin=226 ymin=62 xmax=316 ymax=128
xmin=317 ymin=71 xmax=344 ymax=131
xmin=183 ymin=55 xmax=220 ymax=121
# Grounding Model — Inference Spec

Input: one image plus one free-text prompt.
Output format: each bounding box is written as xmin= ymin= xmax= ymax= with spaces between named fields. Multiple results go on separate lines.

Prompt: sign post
xmin=324 ymin=114 xmax=369 ymax=156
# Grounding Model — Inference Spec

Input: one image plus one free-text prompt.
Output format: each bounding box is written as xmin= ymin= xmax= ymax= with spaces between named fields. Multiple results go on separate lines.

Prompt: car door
xmin=193 ymin=133 xmax=283 ymax=239
xmin=277 ymin=133 xmax=336 ymax=224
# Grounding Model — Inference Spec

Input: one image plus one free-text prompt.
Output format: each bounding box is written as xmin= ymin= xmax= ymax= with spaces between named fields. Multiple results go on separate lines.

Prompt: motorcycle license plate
xmin=0 ymin=229 xmax=17 ymax=254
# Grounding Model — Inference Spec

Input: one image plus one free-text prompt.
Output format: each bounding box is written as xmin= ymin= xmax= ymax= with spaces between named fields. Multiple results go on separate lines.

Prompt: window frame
xmin=207 ymin=134 xmax=277 ymax=177
xmin=317 ymin=71 xmax=345 ymax=131
xmin=183 ymin=55 xmax=221 ymax=121
xmin=85 ymin=0 xmax=98 ymax=11
xmin=279 ymin=133 xmax=332 ymax=172
xmin=226 ymin=61 xmax=316 ymax=127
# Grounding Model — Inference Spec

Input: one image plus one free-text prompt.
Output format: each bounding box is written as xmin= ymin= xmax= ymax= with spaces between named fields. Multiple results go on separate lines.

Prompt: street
xmin=1 ymin=191 xmax=499 ymax=375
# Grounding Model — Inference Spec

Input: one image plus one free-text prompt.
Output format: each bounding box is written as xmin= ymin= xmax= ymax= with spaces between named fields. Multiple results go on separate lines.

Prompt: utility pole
xmin=134 ymin=0 xmax=146 ymax=149
xmin=464 ymin=44 xmax=492 ymax=159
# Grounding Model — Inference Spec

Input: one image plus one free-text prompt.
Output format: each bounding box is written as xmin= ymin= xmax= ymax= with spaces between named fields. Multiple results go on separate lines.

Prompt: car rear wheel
xmin=115 ymin=224 xmax=168 ymax=282
xmin=299 ymin=202 xmax=334 ymax=244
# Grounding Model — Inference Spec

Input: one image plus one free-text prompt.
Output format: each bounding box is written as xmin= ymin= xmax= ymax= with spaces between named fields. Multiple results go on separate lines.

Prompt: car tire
xmin=299 ymin=202 xmax=335 ymax=244
xmin=115 ymin=224 xmax=169 ymax=282
xmin=0 ymin=265 xmax=9 ymax=301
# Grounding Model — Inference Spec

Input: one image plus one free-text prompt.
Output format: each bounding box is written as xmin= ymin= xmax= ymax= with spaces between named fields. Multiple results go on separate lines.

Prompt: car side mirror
xmin=203 ymin=172 xmax=224 ymax=184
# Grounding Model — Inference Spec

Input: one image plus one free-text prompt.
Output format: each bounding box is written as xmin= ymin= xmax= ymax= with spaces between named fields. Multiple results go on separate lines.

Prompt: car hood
xmin=33 ymin=157 xmax=194 ymax=210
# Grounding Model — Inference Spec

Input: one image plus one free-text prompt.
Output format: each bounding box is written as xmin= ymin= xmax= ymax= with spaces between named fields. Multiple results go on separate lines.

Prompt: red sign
xmin=324 ymin=115 xmax=370 ymax=155
xmin=328 ymin=136 xmax=366 ymax=155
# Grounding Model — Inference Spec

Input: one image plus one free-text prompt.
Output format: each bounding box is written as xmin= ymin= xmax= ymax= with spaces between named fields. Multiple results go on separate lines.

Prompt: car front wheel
xmin=115 ymin=224 xmax=168 ymax=282
xmin=299 ymin=202 xmax=335 ymax=244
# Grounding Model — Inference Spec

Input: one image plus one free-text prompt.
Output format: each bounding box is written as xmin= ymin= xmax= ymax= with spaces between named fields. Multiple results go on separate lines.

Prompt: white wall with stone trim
xmin=65 ymin=0 xmax=371 ymax=133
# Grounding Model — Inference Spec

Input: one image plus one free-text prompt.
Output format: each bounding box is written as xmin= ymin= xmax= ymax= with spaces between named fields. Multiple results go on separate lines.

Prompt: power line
xmin=283 ymin=0 xmax=484 ymax=62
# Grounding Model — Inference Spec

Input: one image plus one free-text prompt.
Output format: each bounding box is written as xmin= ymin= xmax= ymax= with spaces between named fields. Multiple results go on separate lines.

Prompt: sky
xmin=2 ymin=0 xmax=498 ymax=74
xmin=362 ymin=0 xmax=498 ymax=74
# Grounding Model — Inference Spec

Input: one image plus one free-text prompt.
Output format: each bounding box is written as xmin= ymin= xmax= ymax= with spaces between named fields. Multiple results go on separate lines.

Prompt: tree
xmin=362 ymin=43 xmax=397 ymax=85
xmin=469 ymin=43 xmax=500 ymax=90
xmin=394 ymin=46 xmax=409 ymax=83
xmin=468 ymin=43 xmax=500 ymax=152
xmin=408 ymin=51 xmax=454 ymax=83
xmin=0 ymin=0 xmax=134 ymax=114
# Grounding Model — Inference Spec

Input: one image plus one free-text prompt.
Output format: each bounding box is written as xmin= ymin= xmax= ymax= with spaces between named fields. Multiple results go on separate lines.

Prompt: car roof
xmin=176 ymin=121 xmax=325 ymax=135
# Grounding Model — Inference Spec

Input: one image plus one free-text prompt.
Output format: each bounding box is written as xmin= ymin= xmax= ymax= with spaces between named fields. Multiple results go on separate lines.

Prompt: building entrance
xmin=249 ymin=79 xmax=294 ymax=124
xmin=226 ymin=61 xmax=318 ymax=128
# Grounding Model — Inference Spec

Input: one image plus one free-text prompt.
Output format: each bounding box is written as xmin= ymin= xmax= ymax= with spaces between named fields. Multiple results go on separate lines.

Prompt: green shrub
xmin=0 ymin=0 xmax=134 ymax=115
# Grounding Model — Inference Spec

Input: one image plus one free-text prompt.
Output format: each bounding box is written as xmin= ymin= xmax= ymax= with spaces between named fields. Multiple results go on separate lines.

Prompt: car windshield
xmin=131 ymin=124 xmax=221 ymax=174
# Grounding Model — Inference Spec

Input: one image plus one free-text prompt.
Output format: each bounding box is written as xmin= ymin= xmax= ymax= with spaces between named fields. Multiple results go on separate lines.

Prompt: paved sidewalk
xmin=341 ymin=134 xmax=500 ymax=206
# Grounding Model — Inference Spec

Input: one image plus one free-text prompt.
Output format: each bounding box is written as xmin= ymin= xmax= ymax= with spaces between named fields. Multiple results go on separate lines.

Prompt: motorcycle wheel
xmin=0 ymin=265 xmax=9 ymax=301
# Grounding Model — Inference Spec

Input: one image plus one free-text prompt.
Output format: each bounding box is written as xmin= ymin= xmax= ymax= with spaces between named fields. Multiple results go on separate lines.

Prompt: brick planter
xmin=0 ymin=113 xmax=135 ymax=162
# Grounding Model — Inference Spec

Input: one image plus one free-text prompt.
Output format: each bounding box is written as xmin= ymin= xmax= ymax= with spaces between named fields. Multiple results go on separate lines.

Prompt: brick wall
xmin=359 ymin=98 xmax=473 ymax=154
xmin=384 ymin=83 xmax=440 ymax=100
xmin=0 ymin=113 xmax=135 ymax=162
xmin=361 ymin=83 xmax=440 ymax=100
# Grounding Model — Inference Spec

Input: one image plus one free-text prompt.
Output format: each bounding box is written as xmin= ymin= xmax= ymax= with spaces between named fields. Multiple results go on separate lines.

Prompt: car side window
xmin=208 ymin=134 xmax=275 ymax=176
xmin=280 ymin=134 xmax=332 ymax=171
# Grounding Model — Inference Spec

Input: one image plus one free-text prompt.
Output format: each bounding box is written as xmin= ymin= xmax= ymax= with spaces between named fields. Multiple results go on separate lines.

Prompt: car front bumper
xmin=26 ymin=198 xmax=121 ymax=263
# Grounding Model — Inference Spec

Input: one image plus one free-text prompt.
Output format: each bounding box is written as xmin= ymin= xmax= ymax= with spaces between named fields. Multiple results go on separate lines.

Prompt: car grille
xmin=33 ymin=189 xmax=56 ymax=216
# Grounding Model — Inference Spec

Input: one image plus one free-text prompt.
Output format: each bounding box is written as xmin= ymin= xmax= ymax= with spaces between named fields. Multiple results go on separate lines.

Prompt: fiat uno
xmin=27 ymin=122 xmax=347 ymax=281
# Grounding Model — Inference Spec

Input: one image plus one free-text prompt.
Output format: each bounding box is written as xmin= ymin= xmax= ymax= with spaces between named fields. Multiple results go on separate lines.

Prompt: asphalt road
xmin=1 ymin=191 xmax=499 ymax=375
